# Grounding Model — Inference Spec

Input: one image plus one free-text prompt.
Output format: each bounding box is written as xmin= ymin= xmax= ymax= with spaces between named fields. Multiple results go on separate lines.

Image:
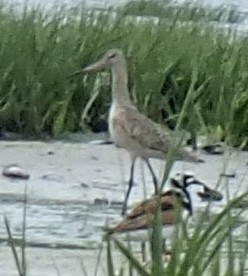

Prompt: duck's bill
xmin=197 ymin=187 xmax=223 ymax=201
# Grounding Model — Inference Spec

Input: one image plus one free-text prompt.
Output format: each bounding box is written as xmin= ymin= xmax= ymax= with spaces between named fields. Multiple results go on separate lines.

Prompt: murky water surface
xmin=3 ymin=0 xmax=248 ymax=36
xmin=0 ymin=137 xmax=248 ymax=251
xmin=5 ymin=0 xmax=248 ymax=11
xmin=0 ymin=137 xmax=248 ymax=275
xmin=0 ymin=200 xmax=119 ymax=248
xmin=0 ymin=136 xmax=122 ymax=249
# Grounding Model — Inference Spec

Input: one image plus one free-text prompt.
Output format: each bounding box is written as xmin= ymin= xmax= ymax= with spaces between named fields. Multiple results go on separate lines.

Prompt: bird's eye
xmin=108 ymin=54 xmax=116 ymax=59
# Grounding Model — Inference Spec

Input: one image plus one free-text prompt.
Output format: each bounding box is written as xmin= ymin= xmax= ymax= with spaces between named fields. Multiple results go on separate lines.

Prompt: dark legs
xmin=146 ymin=160 xmax=159 ymax=194
xmin=121 ymin=159 xmax=136 ymax=216
xmin=121 ymin=159 xmax=158 ymax=216
xmin=141 ymin=242 xmax=147 ymax=263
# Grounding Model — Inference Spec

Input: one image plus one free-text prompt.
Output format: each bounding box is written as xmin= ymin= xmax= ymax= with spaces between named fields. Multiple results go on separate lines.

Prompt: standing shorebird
xmin=72 ymin=49 xmax=203 ymax=215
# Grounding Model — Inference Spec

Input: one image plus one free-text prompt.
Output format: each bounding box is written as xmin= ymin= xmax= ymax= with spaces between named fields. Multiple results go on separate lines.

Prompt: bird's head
xmin=169 ymin=172 xmax=203 ymax=216
xmin=170 ymin=172 xmax=223 ymax=214
xmin=171 ymin=171 xmax=205 ymax=190
xmin=70 ymin=49 xmax=124 ymax=77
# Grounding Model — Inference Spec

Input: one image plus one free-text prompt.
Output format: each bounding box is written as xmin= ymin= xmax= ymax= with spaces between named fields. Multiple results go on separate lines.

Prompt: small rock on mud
xmin=110 ymin=200 xmax=123 ymax=207
xmin=201 ymin=144 xmax=224 ymax=155
xmin=80 ymin=182 xmax=89 ymax=188
xmin=41 ymin=174 xmax=63 ymax=182
xmin=2 ymin=164 xmax=30 ymax=180
xmin=94 ymin=198 xmax=109 ymax=206
xmin=91 ymin=156 xmax=98 ymax=160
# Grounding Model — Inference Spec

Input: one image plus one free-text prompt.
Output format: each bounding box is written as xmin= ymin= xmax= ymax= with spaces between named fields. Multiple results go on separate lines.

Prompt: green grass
xmin=107 ymin=192 xmax=248 ymax=276
xmin=0 ymin=2 xmax=247 ymax=148
xmin=4 ymin=184 xmax=27 ymax=276
xmin=1 ymin=3 xmax=248 ymax=272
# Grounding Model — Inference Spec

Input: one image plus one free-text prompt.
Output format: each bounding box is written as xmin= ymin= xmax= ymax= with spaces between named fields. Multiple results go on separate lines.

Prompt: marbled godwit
xmin=72 ymin=49 xmax=203 ymax=215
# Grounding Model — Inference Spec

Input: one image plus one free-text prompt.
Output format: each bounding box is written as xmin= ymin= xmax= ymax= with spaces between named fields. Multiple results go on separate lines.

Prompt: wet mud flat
xmin=0 ymin=138 xmax=248 ymax=275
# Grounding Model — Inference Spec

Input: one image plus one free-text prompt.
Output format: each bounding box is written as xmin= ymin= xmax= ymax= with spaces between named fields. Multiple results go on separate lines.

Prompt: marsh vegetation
xmin=0 ymin=1 xmax=247 ymax=148
xmin=1 ymin=1 xmax=248 ymax=275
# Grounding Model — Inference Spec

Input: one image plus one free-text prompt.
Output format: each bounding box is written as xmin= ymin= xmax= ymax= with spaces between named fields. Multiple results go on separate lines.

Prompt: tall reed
xmin=0 ymin=2 xmax=247 ymax=147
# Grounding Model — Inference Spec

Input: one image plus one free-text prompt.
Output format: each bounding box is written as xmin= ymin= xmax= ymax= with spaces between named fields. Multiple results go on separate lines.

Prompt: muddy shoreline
xmin=0 ymin=138 xmax=248 ymax=275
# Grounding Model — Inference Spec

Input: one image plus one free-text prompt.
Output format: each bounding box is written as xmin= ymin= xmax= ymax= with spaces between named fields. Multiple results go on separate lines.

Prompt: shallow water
xmin=5 ymin=0 xmax=248 ymax=11
xmin=0 ymin=138 xmax=248 ymax=275
xmin=4 ymin=0 xmax=248 ymax=37
xmin=0 ymin=137 xmax=248 ymax=250
xmin=0 ymin=200 xmax=118 ymax=248
xmin=0 ymin=137 xmax=122 ymax=249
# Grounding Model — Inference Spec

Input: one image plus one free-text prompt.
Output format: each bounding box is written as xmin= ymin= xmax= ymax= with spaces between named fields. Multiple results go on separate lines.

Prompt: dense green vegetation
xmin=106 ymin=192 xmax=248 ymax=276
xmin=2 ymin=3 xmax=248 ymax=274
xmin=0 ymin=2 xmax=247 ymax=147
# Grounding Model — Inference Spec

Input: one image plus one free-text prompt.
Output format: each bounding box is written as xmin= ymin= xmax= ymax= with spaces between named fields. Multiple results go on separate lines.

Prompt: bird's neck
xmin=182 ymin=188 xmax=193 ymax=216
xmin=111 ymin=60 xmax=132 ymax=106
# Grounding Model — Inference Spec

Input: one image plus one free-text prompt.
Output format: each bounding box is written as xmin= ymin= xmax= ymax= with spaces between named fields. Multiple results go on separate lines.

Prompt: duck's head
xmin=169 ymin=172 xmax=204 ymax=216
xmin=171 ymin=171 xmax=205 ymax=190
xmin=71 ymin=49 xmax=124 ymax=76
xmin=170 ymin=172 xmax=223 ymax=208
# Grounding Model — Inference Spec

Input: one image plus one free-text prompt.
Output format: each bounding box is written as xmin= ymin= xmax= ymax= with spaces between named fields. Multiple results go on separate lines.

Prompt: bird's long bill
xmin=69 ymin=58 xmax=106 ymax=78
xmin=69 ymin=70 xmax=85 ymax=78
xmin=82 ymin=58 xmax=107 ymax=72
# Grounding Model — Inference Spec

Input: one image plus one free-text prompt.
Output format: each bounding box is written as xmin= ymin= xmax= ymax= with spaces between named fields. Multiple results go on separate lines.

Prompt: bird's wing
xmin=113 ymin=107 xmax=172 ymax=153
xmin=127 ymin=194 xmax=175 ymax=220
xmin=113 ymin=213 xmax=154 ymax=232
xmin=111 ymin=209 xmax=176 ymax=233
xmin=113 ymin=107 xmax=200 ymax=162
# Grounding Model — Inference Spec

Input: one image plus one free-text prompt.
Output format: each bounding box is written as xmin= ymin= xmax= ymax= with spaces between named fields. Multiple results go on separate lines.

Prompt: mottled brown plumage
xmin=107 ymin=173 xmax=195 ymax=234
xmin=111 ymin=210 xmax=176 ymax=234
xmin=125 ymin=191 xmax=180 ymax=220
xmin=111 ymin=105 xmax=198 ymax=162
xmin=76 ymin=49 xmax=202 ymax=215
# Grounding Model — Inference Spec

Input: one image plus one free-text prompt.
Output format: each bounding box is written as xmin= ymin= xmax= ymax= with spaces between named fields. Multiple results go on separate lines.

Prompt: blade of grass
xmin=21 ymin=183 xmax=27 ymax=276
xmin=111 ymin=236 xmax=150 ymax=276
xmin=106 ymin=235 xmax=115 ymax=276
xmin=80 ymin=258 xmax=89 ymax=276
xmin=94 ymin=238 xmax=104 ymax=276
xmin=151 ymin=203 xmax=163 ymax=275
xmin=176 ymin=191 xmax=247 ymax=275
xmin=4 ymin=216 xmax=23 ymax=276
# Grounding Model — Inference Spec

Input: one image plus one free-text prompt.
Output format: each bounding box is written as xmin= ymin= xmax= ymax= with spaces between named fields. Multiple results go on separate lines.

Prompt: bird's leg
xmin=146 ymin=160 xmax=158 ymax=194
xmin=190 ymin=129 xmax=197 ymax=150
xmin=121 ymin=159 xmax=136 ymax=216
xmin=141 ymin=242 xmax=146 ymax=263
